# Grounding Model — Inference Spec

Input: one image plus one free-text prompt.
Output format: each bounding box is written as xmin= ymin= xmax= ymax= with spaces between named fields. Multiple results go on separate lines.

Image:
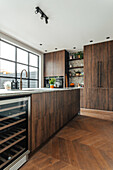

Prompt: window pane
xmin=0 ymin=59 xmax=15 ymax=77
xmin=17 ymin=79 xmax=28 ymax=88
xmin=29 ymin=67 xmax=38 ymax=79
xmin=0 ymin=41 xmax=15 ymax=61
xmin=0 ymin=78 xmax=15 ymax=89
xmin=29 ymin=53 xmax=38 ymax=67
xmin=17 ymin=64 xmax=28 ymax=78
xmin=30 ymin=80 xmax=37 ymax=88
xmin=17 ymin=48 xmax=28 ymax=64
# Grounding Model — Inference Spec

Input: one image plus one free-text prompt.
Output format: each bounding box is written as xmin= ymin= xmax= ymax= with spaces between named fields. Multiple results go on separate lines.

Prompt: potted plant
xmin=49 ymin=78 xmax=56 ymax=88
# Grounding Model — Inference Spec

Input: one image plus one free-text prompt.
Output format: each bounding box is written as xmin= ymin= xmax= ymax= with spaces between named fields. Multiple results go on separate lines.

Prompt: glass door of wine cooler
xmin=0 ymin=97 xmax=30 ymax=170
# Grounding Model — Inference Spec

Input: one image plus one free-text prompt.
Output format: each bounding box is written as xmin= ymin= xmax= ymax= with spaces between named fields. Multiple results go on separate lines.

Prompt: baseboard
xmin=80 ymin=108 xmax=113 ymax=121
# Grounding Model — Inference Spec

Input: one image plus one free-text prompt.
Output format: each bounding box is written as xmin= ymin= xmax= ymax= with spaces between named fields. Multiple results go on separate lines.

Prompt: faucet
xmin=20 ymin=69 xmax=28 ymax=90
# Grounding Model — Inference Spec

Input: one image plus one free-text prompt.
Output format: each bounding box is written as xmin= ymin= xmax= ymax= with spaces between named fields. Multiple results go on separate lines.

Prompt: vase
xmin=50 ymin=84 xmax=54 ymax=88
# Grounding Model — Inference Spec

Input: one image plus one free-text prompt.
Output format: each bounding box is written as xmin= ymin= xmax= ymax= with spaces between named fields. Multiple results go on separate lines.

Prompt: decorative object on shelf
xmin=69 ymin=64 xmax=73 ymax=68
xmin=78 ymin=83 xmax=84 ymax=87
xmin=70 ymin=83 xmax=75 ymax=87
xmin=76 ymin=71 xmax=81 ymax=76
xmin=70 ymin=55 xmax=73 ymax=60
xmin=77 ymin=51 xmax=83 ymax=59
xmin=49 ymin=78 xmax=56 ymax=88
xmin=4 ymin=81 xmax=11 ymax=90
xmin=69 ymin=72 xmax=72 ymax=76
xmin=73 ymin=53 xmax=77 ymax=59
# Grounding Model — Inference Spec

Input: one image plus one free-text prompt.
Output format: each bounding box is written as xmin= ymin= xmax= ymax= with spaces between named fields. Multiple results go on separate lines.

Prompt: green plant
xmin=49 ymin=78 xmax=56 ymax=85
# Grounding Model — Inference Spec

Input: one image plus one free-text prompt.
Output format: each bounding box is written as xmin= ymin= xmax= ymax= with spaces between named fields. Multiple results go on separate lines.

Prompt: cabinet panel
xmin=44 ymin=50 xmax=66 ymax=77
xmin=82 ymin=88 xmax=109 ymax=111
xmin=108 ymin=41 xmax=113 ymax=88
xmin=44 ymin=53 xmax=54 ymax=77
xmin=53 ymin=51 xmax=65 ymax=76
xmin=31 ymin=90 xmax=80 ymax=152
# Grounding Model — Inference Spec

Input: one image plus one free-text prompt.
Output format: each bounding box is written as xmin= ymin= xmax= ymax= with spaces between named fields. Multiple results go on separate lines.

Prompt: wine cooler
xmin=0 ymin=97 xmax=31 ymax=170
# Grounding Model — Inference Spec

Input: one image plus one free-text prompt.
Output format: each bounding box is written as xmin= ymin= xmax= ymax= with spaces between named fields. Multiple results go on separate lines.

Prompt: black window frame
xmin=0 ymin=39 xmax=39 ymax=89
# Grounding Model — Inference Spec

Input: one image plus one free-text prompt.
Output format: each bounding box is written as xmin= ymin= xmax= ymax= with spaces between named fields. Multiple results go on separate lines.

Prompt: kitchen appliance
xmin=44 ymin=76 xmax=64 ymax=88
xmin=0 ymin=97 xmax=30 ymax=170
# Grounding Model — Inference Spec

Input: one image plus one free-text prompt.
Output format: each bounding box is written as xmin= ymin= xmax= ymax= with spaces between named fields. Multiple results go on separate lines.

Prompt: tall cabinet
xmin=44 ymin=50 xmax=69 ymax=87
xmin=81 ymin=40 xmax=113 ymax=120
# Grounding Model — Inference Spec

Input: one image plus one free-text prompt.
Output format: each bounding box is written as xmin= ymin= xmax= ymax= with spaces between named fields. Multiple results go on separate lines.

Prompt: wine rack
xmin=0 ymin=97 xmax=30 ymax=170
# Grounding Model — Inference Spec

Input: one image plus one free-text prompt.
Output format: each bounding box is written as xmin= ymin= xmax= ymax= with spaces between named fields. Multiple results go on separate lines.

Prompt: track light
xmin=35 ymin=6 xmax=49 ymax=24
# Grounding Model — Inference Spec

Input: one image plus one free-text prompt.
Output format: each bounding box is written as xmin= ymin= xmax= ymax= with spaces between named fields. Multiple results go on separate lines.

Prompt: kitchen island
xmin=0 ymin=88 xmax=80 ymax=153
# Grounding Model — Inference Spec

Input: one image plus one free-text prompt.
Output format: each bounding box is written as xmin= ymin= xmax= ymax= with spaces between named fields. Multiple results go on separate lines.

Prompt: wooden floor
xmin=20 ymin=116 xmax=113 ymax=170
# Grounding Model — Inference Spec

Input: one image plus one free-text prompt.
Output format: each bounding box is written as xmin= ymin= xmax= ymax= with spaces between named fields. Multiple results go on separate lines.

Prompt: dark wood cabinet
xmin=31 ymin=89 xmax=80 ymax=152
xmin=84 ymin=41 xmax=113 ymax=89
xmin=44 ymin=50 xmax=68 ymax=77
xmin=81 ymin=40 xmax=113 ymax=120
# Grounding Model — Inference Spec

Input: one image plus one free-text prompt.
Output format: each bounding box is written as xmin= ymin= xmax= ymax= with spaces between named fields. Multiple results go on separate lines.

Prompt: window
xmin=0 ymin=39 xmax=39 ymax=89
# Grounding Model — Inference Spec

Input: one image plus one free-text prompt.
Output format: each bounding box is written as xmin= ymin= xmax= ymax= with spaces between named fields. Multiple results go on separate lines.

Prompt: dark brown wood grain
xmin=44 ymin=50 xmax=67 ymax=77
xmin=31 ymin=89 xmax=80 ymax=152
xmin=21 ymin=115 xmax=113 ymax=170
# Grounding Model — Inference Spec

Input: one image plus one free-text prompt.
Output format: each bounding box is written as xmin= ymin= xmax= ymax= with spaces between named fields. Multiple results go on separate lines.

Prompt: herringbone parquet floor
xmin=20 ymin=116 xmax=113 ymax=170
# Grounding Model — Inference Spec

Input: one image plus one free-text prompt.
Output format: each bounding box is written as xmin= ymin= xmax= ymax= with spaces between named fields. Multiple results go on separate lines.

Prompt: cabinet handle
xmin=100 ymin=61 xmax=102 ymax=87
xmin=97 ymin=61 xmax=100 ymax=87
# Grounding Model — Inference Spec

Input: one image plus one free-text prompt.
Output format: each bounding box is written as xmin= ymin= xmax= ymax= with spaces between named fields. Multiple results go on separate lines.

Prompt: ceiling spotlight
xmin=40 ymin=13 xmax=44 ymax=20
xmin=35 ymin=6 xmax=49 ymax=24
xmin=55 ymin=48 xmax=57 ymax=50
xmin=45 ymin=17 xmax=49 ymax=24
xmin=35 ymin=7 xmax=39 ymax=14
xmin=45 ymin=50 xmax=47 ymax=52
xmin=40 ymin=44 xmax=42 ymax=46
xmin=73 ymin=47 xmax=76 ymax=49
xmin=90 ymin=40 xmax=93 ymax=43
xmin=106 ymin=37 xmax=110 ymax=39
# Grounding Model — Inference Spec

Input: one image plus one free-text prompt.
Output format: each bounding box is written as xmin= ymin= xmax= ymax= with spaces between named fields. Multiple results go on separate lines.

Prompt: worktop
xmin=0 ymin=87 xmax=81 ymax=98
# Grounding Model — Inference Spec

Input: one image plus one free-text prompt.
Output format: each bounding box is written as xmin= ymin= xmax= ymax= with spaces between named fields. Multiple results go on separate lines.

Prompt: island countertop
xmin=0 ymin=87 xmax=82 ymax=98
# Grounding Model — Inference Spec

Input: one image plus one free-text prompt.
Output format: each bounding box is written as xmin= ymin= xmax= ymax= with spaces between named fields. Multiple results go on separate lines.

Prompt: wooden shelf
xmin=0 ymin=118 xmax=26 ymax=131
xmin=0 ymin=104 xmax=26 ymax=113
xmin=68 ymin=58 xmax=83 ymax=61
xmin=68 ymin=66 xmax=84 ymax=70
xmin=0 ymin=135 xmax=26 ymax=153
xmin=69 ymin=75 xmax=84 ymax=78
xmin=0 ymin=111 xmax=26 ymax=121
xmin=0 ymin=145 xmax=25 ymax=169
xmin=0 ymin=127 xmax=26 ymax=145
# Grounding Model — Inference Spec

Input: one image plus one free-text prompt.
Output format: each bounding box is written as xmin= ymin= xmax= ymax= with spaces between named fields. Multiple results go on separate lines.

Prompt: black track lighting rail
xmin=35 ymin=6 xmax=49 ymax=24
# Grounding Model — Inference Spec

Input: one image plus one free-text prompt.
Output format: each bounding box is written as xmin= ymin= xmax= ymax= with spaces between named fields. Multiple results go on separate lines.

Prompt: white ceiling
xmin=0 ymin=0 xmax=113 ymax=53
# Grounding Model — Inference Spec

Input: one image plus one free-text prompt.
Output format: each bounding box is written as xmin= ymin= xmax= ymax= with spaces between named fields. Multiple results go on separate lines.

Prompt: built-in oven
xmin=0 ymin=96 xmax=31 ymax=170
xmin=44 ymin=76 xmax=64 ymax=88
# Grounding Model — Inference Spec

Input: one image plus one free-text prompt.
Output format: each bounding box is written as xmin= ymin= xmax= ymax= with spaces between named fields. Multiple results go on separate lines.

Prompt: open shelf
xmin=70 ymin=75 xmax=84 ymax=78
xmin=68 ymin=66 xmax=84 ymax=70
xmin=68 ymin=58 xmax=83 ymax=61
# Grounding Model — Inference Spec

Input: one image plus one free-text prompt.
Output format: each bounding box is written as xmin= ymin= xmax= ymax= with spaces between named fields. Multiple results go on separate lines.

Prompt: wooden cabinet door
xmin=84 ymin=45 xmax=92 ymax=88
xmin=84 ymin=44 xmax=99 ymax=88
xmin=44 ymin=53 xmax=54 ymax=77
xmin=108 ymin=41 xmax=113 ymax=88
xmin=53 ymin=51 xmax=65 ymax=76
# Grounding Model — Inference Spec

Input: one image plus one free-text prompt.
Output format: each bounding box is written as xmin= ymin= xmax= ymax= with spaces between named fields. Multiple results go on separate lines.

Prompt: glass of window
xmin=29 ymin=53 xmax=38 ymax=67
xmin=30 ymin=80 xmax=37 ymax=88
xmin=17 ymin=64 xmax=28 ymax=78
xmin=0 ymin=41 xmax=15 ymax=61
xmin=29 ymin=67 xmax=38 ymax=80
xmin=17 ymin=79 xmax=28 ymax=88
xmin=17 ymin=48 xmax=28 ymax=64
xmin=0 ymin=59 xmax=15 ymax=77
